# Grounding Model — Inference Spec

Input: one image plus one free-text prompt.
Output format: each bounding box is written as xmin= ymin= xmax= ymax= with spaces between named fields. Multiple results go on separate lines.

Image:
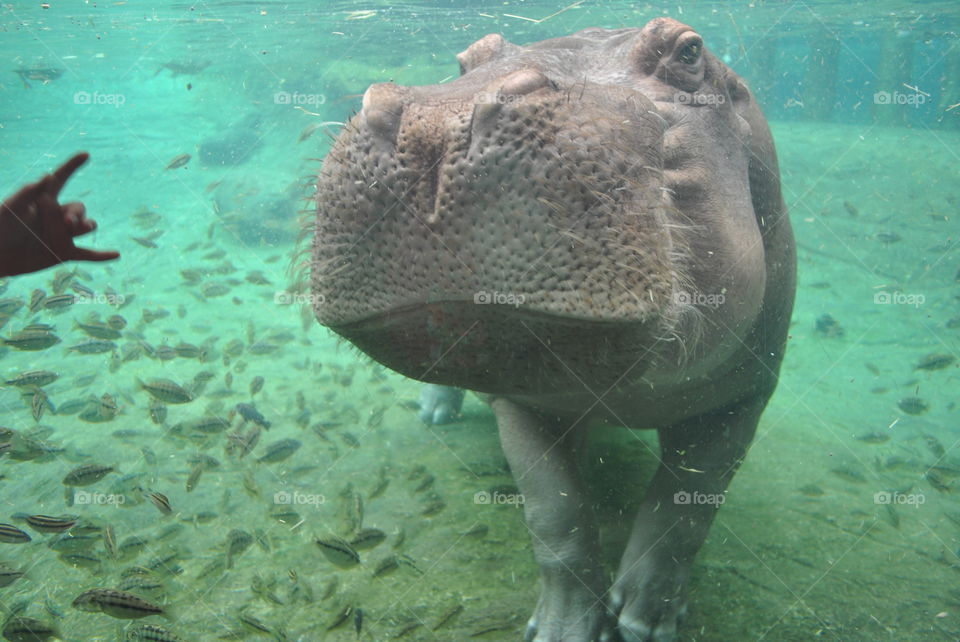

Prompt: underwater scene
xmin=0 ymin=1 xmax=958 ymax=640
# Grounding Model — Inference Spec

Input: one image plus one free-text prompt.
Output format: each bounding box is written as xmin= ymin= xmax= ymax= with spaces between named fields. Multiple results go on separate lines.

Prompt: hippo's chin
xmin=330 ymin=301 xmax=653 ymax=395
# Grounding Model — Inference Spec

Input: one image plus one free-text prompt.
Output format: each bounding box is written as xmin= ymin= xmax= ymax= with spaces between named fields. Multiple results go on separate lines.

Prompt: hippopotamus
xmin=309 ymin=17 xmax=795 ymax=641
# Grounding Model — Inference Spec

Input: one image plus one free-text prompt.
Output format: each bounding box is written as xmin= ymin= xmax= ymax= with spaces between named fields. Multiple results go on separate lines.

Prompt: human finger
xmin=48 ymin=152 xmax=90 ymax=196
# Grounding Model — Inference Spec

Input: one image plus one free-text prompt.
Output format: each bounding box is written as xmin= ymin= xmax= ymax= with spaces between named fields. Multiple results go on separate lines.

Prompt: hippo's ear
xmin=457 ymin=34 xmax=510 ymax=75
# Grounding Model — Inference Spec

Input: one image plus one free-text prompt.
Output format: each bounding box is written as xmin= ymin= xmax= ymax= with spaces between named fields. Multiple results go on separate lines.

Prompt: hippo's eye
xmin=677 ymin=42 xmax=701 ymax=65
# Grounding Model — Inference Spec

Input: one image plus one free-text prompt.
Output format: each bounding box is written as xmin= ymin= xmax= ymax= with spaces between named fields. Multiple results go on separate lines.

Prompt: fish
xmin=173 ymin=342 xmax=205 ymax=359
xmin=149 ymin=400 xmax=168 ymax=425
xmin=28 ymin=288 xmax=46 ymax=313
xmin=13 ymin=66 xmax=64 ymax=88
xmin=72 ymin=587 xmax=167 ymax=619
xmin=914 ymin=353 xmax=955 ymax=371
xmin=63 ymin=463 xmax=117 ymax=486
xmin=124 ymin=623 xmax=186 ymax=642
xmin=138 ymin=378 xmax=195 ymax=404
xmin=225 ymin=529 xmax=253 ymax=569
xmin=74 ymin=319 xmax=123 ymax=339
xmin=327 ymin=605 xmax=354 ymax=631
xmin=79 ymin=394 xmax=119 ymax=423
xmin=432 ymin=604 xmax=464 ymax=631
xmin=131 ymin=236 xmax=159 ymax=249
xmin=226 ymin=426 xmax=262 ymax=459
xmin=854 ymin=432 xmax=889 ymax=444
xmin=155 ymin=61 xmax=211 ymax=77
xmin=185 ymin=464 xmax=203 ymax=492
xmin=103 ymin=524 xmax=118 ymax=559
xmin=48 ymin=531 xmax=100 ymax=552
xmin=316 ymin=536 xmax=360 ymax=568
xmin=30 ymin=389 xmax=48 ymax=421
xmin=42 ymin=293 xmax=75 ymax=310
xmin=148 ymin=491 xmax=173 ymax=516
xmin=4 ymin=370 xmax=59 ymax=387
xmin=923 ymin=434 xmax=946 ymax=459
xmin=1 ymin=616 xmax=60 ymax=642
xmin=0 ymin=562 xmax=24 ymax=587
xmin=72 ymin=281 xmax=95 ymax=298
xmin=176 ymin=415 xmax=231 ymax=434
xmin=3 ymin=330 xmax=61 ymax=351
xmin=245 ymin=271 xmax=271 ymax=285
xmin=898 ymin=397 xmax=929 ymax=415
xmin=354 ymin=607 xmax=364 ymax=637
xmin=118 ymin=535 xmax=150 ymax=560
xmin=256 ymin=438 xmax=301 ymax=464
xmin=373 ymin=555 xmax=399 ymax=578
xmin=59 ymin=551 xmax=104 ymax=571
xmin=107 ymin=314 xmax=128 ymax=330
xmin=24 ymin=514 xmax=79 ymax=533
xmin=68 ymin=339 xmax=117 ymax=354
xmin=0 ymin=523 xmax=32 ymax=543
xmin=164 ymin=154 xmax=191 ymax=170
xmin=350 ymin=527 xmax=386 ymax=551
xmin=249 ymin=375 xmax=264 ymax=396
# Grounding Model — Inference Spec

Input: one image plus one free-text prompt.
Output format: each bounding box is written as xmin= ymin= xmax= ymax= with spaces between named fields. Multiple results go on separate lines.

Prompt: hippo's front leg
xmin=611 ymin=396 xmax=767 ymax=642
xmin=490 ymin=398 xmax=612 ymax=642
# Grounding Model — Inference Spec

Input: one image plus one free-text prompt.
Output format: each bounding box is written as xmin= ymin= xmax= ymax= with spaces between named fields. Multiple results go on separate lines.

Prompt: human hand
xmin=0 ymin=152 xmax=120 ymax=278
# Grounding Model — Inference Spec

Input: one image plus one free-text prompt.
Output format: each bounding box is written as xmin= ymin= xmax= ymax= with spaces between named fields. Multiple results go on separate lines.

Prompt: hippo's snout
xmin=312 ymin=35 xmax=696 ymax=393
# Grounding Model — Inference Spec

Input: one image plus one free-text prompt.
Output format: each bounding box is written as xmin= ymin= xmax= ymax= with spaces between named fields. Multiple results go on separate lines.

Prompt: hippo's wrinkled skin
xmin=311 ymin=17 xmax=795 ymax=642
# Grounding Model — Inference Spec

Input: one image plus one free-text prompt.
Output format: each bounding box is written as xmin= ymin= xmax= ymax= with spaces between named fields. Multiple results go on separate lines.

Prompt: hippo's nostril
xmin=498 ymin=68 xmax=552 ymax=98
xmin=361 ymin=83 xmax=405 ymax=143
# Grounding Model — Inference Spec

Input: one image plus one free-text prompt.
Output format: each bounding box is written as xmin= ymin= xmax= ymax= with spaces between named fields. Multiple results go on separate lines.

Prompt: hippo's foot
xmin=417 ymin=384 xmax=464 ymax=424
xmin=609 ymin=550 xmax=688 ymax=642
xmin=524 ymin=567 xmax=613 ymax=642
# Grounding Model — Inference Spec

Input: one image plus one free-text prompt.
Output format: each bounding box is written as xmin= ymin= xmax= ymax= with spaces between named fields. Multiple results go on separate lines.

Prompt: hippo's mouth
xmin=329 ymin=300 xmax=651 ymax=395
xmin=311 ymin=50 xmax=687 ymax=393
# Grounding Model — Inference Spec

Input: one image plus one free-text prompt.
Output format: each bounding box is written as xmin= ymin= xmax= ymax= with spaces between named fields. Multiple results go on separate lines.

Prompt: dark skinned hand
xmin=0 ymin=152 xmax=120 ymax=278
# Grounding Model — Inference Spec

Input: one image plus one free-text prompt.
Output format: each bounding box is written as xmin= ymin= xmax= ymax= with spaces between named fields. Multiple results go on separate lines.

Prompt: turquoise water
xmin=1 ymin=1 xmax=959 ymax=640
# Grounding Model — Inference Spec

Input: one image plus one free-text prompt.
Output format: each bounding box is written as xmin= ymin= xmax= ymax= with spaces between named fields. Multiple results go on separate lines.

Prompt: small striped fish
xmin=0 ymin=562 xmax=24 ymax=587
xmin=4 ymin=370 xmax=58 ymax=387
xmin=137 ymin=378 xmax=194 ymax=404
xmin=63 ymin=463 xmax=116 ymax=486
xmin=24 ymin=514 xmax=79 ymax=533
xmin=148 ymin=491 xmax=173 ymax=516
xmin=0 ymin=523 xmax=31 ymax=543
xmin=1 ymin=616 xmax=60 ymax=641
xmin=72 ymin=588 xmax=166 ymax=619
xmin=124 ymin=623 xmax=185 ymax=641
xmin=316 ymin=536 xmax=360 ymax=568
